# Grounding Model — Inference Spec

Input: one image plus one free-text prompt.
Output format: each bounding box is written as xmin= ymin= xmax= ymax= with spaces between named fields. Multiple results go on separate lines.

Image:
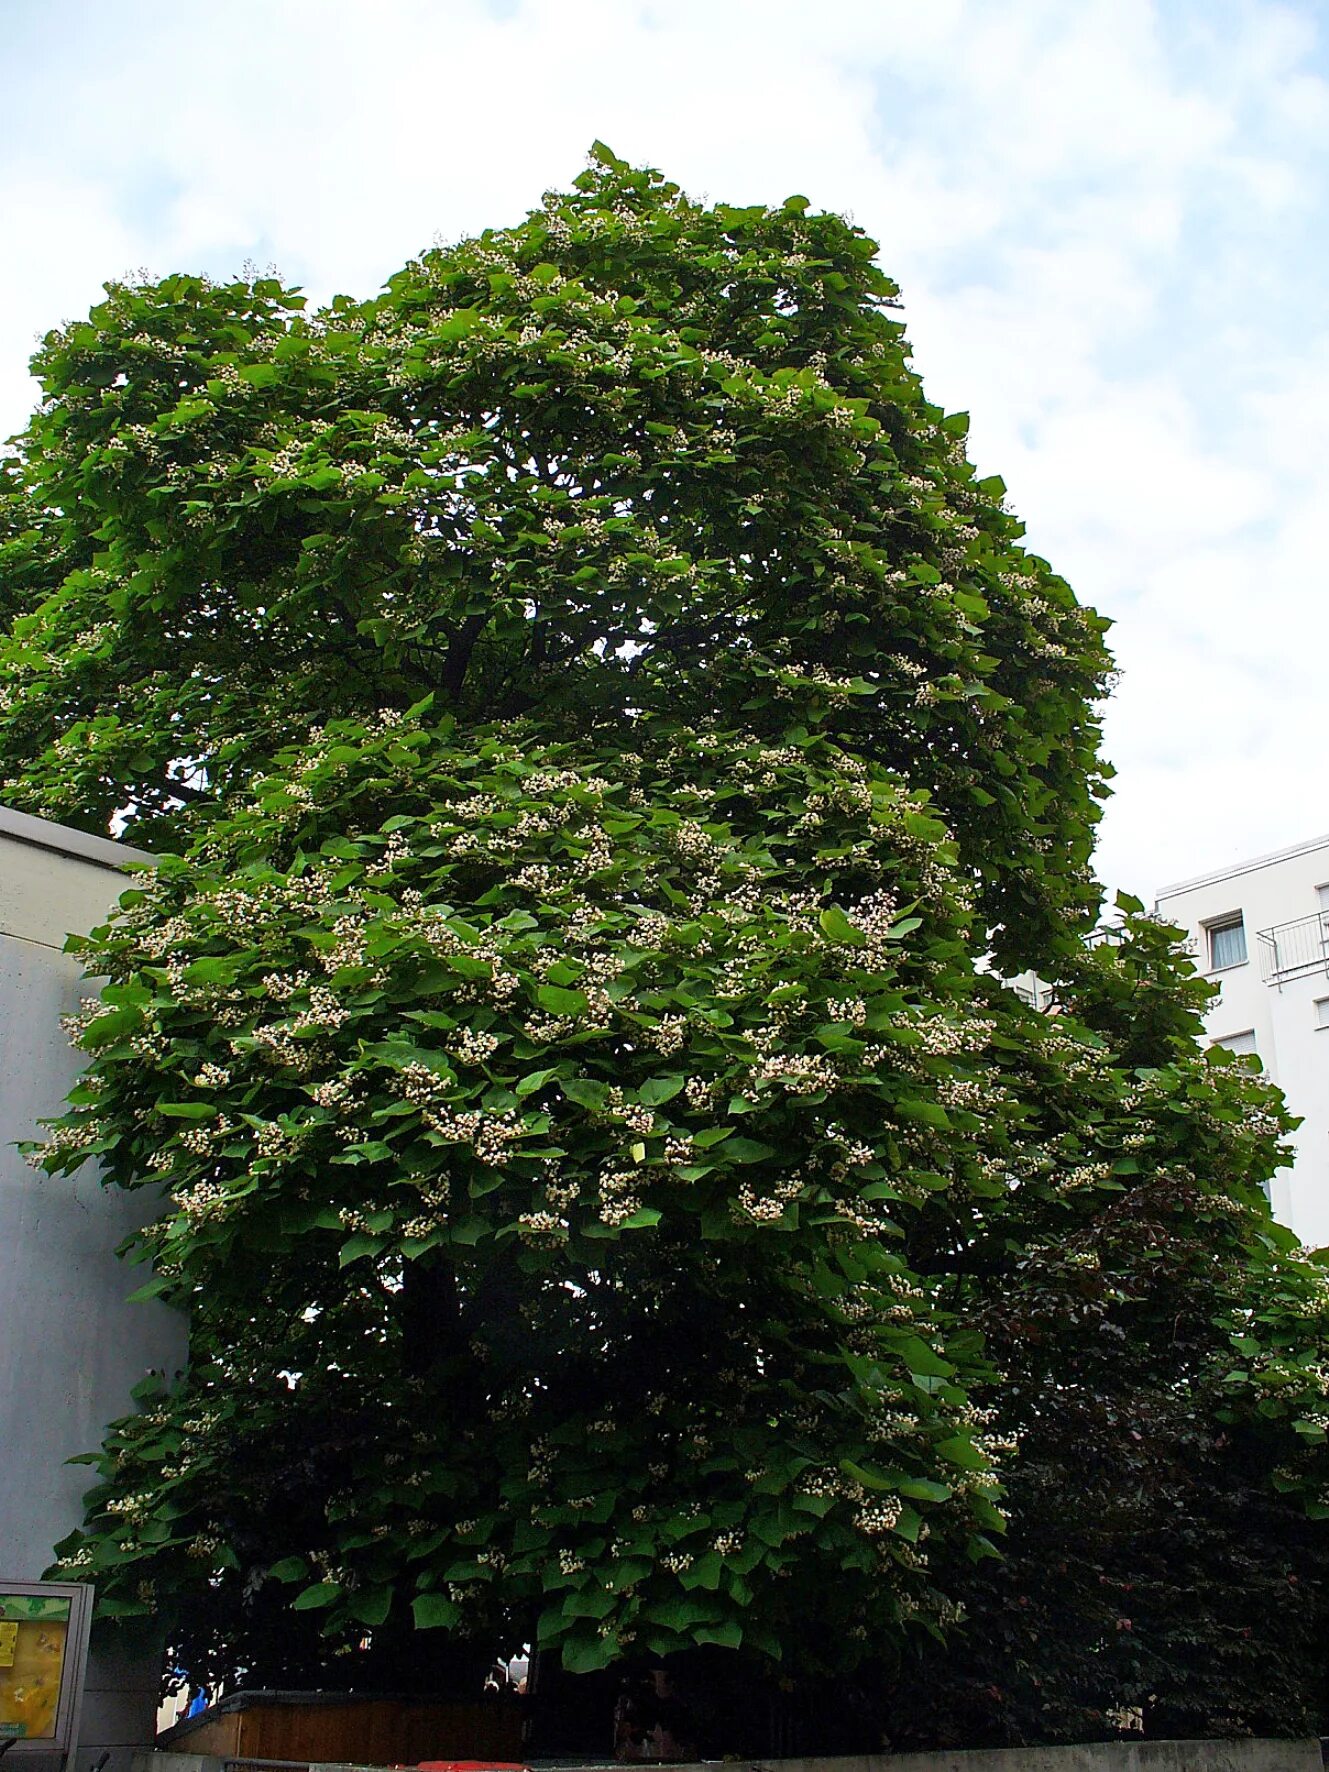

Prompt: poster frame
xmin=0 ymin=1581 xmax=94 ymax=1763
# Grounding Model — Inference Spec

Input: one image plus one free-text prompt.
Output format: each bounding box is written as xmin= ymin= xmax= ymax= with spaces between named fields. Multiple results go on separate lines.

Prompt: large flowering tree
xmin=40 ymin=717 xmax=1007 ymax=1680
xmin=10 ymin=148 xmax=1329 ymax=1732
xmin=0 ymin=148 xmax=1107 ymax=969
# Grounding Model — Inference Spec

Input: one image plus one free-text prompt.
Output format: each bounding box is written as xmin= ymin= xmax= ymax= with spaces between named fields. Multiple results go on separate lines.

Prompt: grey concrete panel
xmin=549 ymin=1747 xmax=1322 ymax=1772
xmin=0 ymin=817 xmax=181 ymax=1761
xmin=128 ymin=1754 xmax=223 ymax=1772
xmin=0 ymin=932 xmax=184 ymax=1580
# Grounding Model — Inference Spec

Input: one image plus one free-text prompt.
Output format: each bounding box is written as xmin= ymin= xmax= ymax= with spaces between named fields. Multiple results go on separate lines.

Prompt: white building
xmin=1155 ymin=833 xmax=1329 ymax=1250
xmin=0 ymin=805 xmax=183 ymax=1770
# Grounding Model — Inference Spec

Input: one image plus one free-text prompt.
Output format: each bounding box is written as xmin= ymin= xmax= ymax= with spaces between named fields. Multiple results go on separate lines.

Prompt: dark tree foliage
xmin=13 ymin=150 xmax=1329 ymax=1741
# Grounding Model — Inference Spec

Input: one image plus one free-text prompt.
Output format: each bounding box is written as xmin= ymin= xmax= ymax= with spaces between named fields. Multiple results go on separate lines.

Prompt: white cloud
xmin=1 ymin=0 xmax=1326 ymax=907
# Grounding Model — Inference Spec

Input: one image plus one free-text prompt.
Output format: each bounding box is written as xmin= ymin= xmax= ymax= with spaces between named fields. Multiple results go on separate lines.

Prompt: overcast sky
xmin=1 ymin=0 xmax=1324 ymax=904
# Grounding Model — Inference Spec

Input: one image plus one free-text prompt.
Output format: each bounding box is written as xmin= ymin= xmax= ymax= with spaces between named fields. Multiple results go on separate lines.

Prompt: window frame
xmin=1205 ymin=912 xmax=1247 ymax=973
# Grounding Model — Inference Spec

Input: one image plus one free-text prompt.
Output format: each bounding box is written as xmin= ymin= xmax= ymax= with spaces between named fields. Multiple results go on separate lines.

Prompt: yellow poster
xmin=0 ymin=1596 xmax=71 ymax=1741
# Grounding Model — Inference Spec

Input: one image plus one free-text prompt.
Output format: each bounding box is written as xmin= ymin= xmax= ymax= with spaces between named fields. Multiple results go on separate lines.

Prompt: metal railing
xmin=1257 ymin=913 xmax=1329 ymax=986
xmin=1085 ymin=924 xmax=1127 ymax=948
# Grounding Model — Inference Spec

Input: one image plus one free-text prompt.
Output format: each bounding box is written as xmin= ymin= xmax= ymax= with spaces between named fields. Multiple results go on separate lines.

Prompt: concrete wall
xmin=127 ymin=1739 xmax=1320 ymax=1772
xmin=0 ymin=806 xmax=185 ymax=1770
xmin=547 ymin=1745 xmax=1321 ymax=1772
xmin=1155 ymin=833 xmax=1329 ymax=1248
xmin=769 ymin=1743 xmax=1322 ymax=1772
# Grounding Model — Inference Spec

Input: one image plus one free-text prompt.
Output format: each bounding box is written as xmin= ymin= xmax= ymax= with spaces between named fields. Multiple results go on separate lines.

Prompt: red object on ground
xmin=417 ymin=1762 xmax=529 ymax=1771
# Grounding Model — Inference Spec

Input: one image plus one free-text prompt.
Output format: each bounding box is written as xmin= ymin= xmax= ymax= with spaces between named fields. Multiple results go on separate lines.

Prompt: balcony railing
xmin=1085 ymin=925 xmax=1127 ymax=949
xmin=1257 ymin=913 xmax=1329 ymax=986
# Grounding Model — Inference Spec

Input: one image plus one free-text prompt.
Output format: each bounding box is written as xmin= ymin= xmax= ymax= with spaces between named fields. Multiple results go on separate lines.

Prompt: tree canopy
xmin=0 ymin=144 xmax=1110 ymax=968
xmin=13 ymin=147 xmax=1329 ymax=1741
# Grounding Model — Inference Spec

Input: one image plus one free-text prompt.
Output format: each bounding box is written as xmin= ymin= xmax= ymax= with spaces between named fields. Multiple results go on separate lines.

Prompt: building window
xmin=1316 ymin=998 xmax=1329 ymax=1030
xmin=1213 ymin=1029 xmax=1257 ymax=1056
xmin=1207 ymin=914 xmax=1247 ymax=971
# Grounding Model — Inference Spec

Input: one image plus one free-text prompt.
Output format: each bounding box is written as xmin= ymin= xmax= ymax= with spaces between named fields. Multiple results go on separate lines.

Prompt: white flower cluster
xmin=59 ymin=1001 xmax=104 ymax=1043
xmin=423 ymin=1104 xmax=522 ymax=1166
xmin=261 ymin=969 xmax=310 ymax=1003
xmin=647 ymin=1014 xmax=686 ymax=1057
xmin=932 ymin=1075 xmax=990 ymax=1113
xmin=251 ymin=1120 xmax=301 ymax=1164
xmin=105 ymin=1492 xmax=153 ymax=1523
xmin=25 ymin=1120 xmax=100 ymax=1167
xmin=290 ymin=986 xmax=349 ymax=1032
xmin=178 ymin=1115 xmax=234 ymax=1157
xmin=309 ymin=1075 xmax=355 ymax=1109
xmin=517 ymin=1210 xmax=567 ymax=1241
xmin=597 ymin=1165 xmax=643 ymax=1228
xmin=830 ymin=1135 xmax=874 ymax=1170
xmin=855 ymin=1495 xmax=902 ymax=1536
xmin=736 ymin=1171 xmax=803 ymax=1225
xmin=320 ymin=914 xmax=370 ymax=973
xmin=171 ymin=1180 xmax=233 ymax=1224
xmin=249 ymin=1024 xmax=316 ymax=1074
xmin=830 ymin=1198 xmax=885 ymax=1239
xmin=453 ymin=1027 xmax=500 ymax=1066
xmin=397 ymin=1061 xmax=452 ymax=1107
xmin=542 ymin=1172 xmax=580 ymax=1211
xmin=365 ymin=831 xmax=412 ymax=880
xmin=1055 ymin=1161 xmax=1112 ymax=1194
xmin=753 ymin=1050 xmax=839 ymax=1096
xmin=685 ymin=1075 xmax=718 ymax=1111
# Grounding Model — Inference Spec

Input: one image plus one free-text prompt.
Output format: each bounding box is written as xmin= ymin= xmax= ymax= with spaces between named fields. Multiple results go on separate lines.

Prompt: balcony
xmin=1085 ymin=925 xmax=1127 ymax=949
xmin=1257 ymin=913 xmax=1329 ymax=986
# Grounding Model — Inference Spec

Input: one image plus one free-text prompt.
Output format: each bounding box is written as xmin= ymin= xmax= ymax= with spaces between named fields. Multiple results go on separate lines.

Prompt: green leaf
xmin=638 ymin=1075 xmax=686 ymax=1106
xmin=693 ymin=1126 xmax=734 ymax=1147
xmin=516 ymin=1067 xmax=559 ymax=1097
xmin=536 ymin=984 xmax=588 ymax=1016
xmin=560 ymin=1632 xmax=617 ymax=1673
xmin=563 ymin=1588 xmax=617 ymax=1620
xmin=722 ymin=1137 xmax=777 ymax=1164
xmin=819 ymin=906 xmax=866 ymax=946
xmin=892 ymin=1334 xmax=954 ymax=1379
xmin=125 ymin=1274 xmax=176 ymax=1304
xmin=645 ymin=1595 xmax=720 ymax=1632
xmin=291 ymin=1581 xmax=341 ymax=1611
xmin=839 ymin=1458 xmax=902 ymax=1492
xmin=934 ymin=1434 xmax=988 ymax=1471
xmin=82 ymin=1007 xmax=142 ymax=1048
xmin=896 ymin=1098 xmax=952 ymax=1130
xmin=339 ymin=1233 xmax=386 ymax=1266
xmin=897 ymin=1476 xmax=953 ymax=1503
xmin=350 ymin=1586 xmax=393 ymax=1627
xmin=412 ymin=1593 xmax=460 ymax=1630
xmin=560 ymin=1077 xmax=609 ymax=1109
